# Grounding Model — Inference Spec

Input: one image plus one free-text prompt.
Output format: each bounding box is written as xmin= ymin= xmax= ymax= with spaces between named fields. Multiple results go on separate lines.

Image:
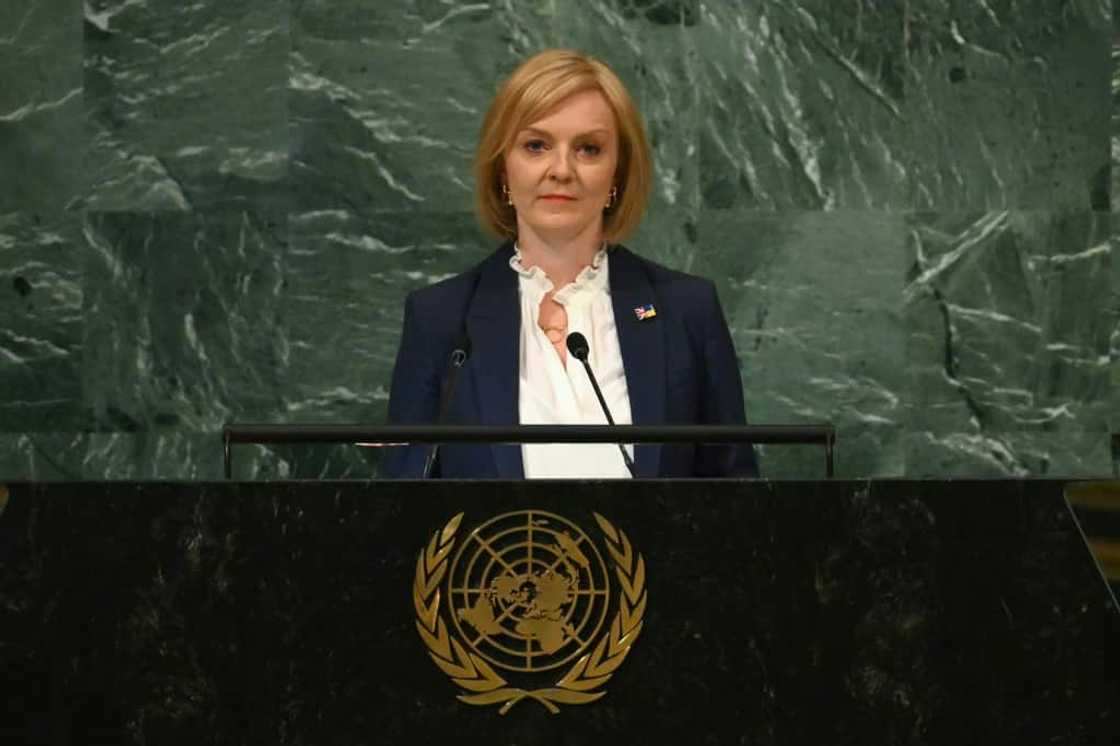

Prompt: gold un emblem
xmin=413 ymin=510 xmax=647 ymax=714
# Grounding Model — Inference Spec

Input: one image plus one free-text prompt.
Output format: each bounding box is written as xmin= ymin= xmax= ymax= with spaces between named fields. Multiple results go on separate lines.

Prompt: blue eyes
xmin=523 ymin=140 xmax=602 ymax=157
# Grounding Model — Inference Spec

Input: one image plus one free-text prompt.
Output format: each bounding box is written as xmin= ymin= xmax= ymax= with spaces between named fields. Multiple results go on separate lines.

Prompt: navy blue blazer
xmin=381 ymin=244 xmax=758 ymax=478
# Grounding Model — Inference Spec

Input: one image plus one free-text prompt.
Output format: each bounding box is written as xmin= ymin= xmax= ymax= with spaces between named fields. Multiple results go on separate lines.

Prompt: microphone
xmin=423 ymin=331 xmax=471 ymax=478
xmin=565 ymin=332 xmax=637 ymax=478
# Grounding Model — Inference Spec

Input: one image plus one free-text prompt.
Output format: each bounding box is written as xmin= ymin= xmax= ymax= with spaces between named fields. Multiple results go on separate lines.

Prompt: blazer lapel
xmin=609 ymin=247 xmax=665 ymax=478
xmin=466 ymin=246 xmax=524 ymax=479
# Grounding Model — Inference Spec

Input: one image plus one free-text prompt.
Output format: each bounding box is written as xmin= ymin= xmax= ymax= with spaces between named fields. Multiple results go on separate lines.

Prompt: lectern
xmin=1 ymin=478 xmax=1117 ymax=743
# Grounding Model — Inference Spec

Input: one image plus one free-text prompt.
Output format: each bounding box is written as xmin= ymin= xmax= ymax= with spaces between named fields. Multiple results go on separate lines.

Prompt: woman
xmin=382 ymin=49 xmax=758 ymax=479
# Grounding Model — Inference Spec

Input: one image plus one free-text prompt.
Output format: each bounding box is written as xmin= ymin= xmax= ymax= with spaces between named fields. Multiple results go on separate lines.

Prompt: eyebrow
xmin=518 ymin=126 xmax=612 ymax=139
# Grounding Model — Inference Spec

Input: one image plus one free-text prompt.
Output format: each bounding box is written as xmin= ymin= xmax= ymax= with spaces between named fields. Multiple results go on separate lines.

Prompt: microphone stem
xmin=577 ymin=358 xmax=637 ymax=478
xmin=423 ymin=352 xmax=466 ymax=478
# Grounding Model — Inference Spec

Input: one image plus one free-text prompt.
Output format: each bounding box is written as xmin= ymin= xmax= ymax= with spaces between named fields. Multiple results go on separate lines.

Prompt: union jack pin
xmin=633 ymin=303 xmax=657 ymax=321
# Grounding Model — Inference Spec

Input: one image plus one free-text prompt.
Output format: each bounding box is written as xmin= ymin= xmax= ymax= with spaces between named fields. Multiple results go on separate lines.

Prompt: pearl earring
xmin=604 ymin=186 xmax=618 ymax=210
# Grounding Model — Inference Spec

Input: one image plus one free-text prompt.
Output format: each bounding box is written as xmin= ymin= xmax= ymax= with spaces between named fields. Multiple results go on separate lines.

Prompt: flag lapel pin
xmin=633 ymin=303 xmax=657 ymax=321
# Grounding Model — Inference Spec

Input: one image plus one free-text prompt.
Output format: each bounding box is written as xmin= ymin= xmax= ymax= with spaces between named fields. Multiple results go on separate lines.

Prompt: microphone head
xmin=450 ymin=330 xmax=471 ymax=367
xmin=565 ymin=332 xmax=590 ymax=361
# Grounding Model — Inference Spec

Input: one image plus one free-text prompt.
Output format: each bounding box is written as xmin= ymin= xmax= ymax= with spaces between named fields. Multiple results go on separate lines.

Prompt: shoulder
xmin=611 ymin=245 xmax=720 ymax=311
xmin=404 ymin=244 xmax=511 ymax=326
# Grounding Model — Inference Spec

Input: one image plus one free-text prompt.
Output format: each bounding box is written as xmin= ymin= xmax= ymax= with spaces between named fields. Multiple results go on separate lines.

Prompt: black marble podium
xmin=1 ymin=480 xmax=1117 ymax=745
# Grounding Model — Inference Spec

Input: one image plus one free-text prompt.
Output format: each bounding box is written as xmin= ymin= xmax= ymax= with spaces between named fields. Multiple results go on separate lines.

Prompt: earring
xmin=502 ymin=184 xmax=513 ymax=206
xmin=604 ymin=186 xmax=618 ymax=210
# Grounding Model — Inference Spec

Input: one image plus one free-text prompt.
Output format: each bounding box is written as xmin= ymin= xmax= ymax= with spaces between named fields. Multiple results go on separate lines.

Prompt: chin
xmin=527 ymin=212 xmax=595 ymax=231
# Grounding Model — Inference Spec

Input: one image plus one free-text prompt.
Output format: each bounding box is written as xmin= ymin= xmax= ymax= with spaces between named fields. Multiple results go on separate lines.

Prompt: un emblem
xmin=413 ymin=510 xmax=647 ymax=714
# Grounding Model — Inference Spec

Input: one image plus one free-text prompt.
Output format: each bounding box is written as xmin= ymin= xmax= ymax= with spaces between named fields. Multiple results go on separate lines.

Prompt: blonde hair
xmin=473 ymin=49 xmax=652 ymax=243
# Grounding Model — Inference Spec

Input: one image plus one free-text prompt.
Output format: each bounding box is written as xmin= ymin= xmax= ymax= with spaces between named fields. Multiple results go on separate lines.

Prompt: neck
xmin=516 ymin=223 xmax=604 ymax=288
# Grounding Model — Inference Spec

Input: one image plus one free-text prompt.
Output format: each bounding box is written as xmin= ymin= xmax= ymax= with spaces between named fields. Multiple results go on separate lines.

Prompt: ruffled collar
xmin=509 ymin=243 xmax=609 ymax=305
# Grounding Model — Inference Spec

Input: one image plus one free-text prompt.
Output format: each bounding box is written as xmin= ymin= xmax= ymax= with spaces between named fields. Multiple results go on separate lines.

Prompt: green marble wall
xmin=0 ymin=0 xmax=1116 ymax=479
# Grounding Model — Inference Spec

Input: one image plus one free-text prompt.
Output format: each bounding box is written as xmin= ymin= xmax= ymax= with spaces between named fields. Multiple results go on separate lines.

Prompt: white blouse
xmin=511 ymin=247 xmax=635 ymax=479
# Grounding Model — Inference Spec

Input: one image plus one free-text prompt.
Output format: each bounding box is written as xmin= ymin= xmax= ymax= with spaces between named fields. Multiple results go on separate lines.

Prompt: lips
xmin=539 ymin=194 xmax=576 ymax=201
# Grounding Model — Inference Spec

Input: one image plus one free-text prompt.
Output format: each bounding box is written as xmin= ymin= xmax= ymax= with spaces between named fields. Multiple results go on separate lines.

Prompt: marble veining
xmin=0 ymin=1 xmax=1117 ymax=478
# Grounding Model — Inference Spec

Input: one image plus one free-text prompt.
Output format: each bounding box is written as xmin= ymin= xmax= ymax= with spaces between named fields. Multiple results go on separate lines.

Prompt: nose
xmin=547 ymin=146 xmax=573 ymax=181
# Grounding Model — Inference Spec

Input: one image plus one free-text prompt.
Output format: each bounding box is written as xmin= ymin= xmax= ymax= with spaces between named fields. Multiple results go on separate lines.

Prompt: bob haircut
xmin=473 ymin=49 xmax=652 ymax=244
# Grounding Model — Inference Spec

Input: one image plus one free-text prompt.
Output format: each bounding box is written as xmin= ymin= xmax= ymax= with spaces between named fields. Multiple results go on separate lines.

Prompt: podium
xmin=1 ymin=479 xmax=1117 ymax=743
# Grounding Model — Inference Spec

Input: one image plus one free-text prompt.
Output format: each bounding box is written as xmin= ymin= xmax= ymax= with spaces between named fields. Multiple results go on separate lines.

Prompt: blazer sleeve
xmin=380 ymin=292 xmax=445 ymax=478
xmin=694 ymin=281 xmax=760 ymax=478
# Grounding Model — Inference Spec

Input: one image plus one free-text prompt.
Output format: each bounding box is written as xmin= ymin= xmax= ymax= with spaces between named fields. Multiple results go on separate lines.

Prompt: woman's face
xmin=503 ymin=89 xmax=619 ymax=246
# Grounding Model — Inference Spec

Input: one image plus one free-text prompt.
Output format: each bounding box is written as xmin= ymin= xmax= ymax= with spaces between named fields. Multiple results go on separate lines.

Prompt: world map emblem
xmin=413 ymin=510 xmax=647 ymax=713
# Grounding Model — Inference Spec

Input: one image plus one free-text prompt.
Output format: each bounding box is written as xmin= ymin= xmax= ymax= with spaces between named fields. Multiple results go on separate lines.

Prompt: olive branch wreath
xmin=413 ymin=511 xmax=647 ymax=714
